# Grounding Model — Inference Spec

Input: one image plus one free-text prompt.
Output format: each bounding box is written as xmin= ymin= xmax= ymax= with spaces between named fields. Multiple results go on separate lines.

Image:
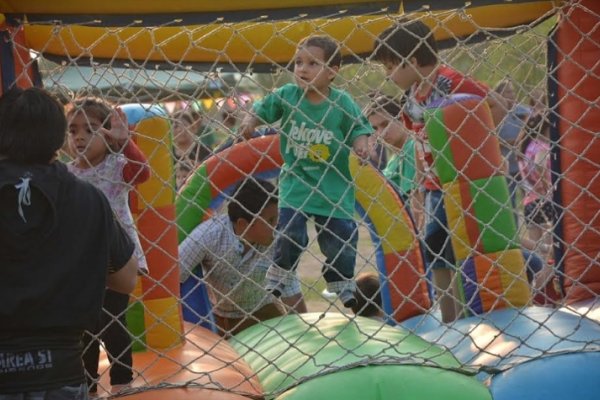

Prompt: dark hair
xmin=67 ymin=97 xmax=113 ymax=129
xmin=174 ymin=109 xmax=202 ymax=126
xmin=176 ymin=161 xmax=193 ymax=173
xmin=520 ymin=113 xmax=550 ymax=156
xmin=299 ymin=35 xmax=341 ymax=68
xmin=351 ymin=272 xmax=382 ymax=318
xmin=48 ymin=85 xmax=74 ymax=106
xmin=367 ymin=93 xmax=406 ymax=119
xmin=0 ymin=87 xmax=66 ymax=164
xmin=494 ymin=79 xmax=513 ymax=94
xmin=228 ymin=179 xmax=278 ymax=223
xmin=372 ymin=19 xmax=438 ymax=67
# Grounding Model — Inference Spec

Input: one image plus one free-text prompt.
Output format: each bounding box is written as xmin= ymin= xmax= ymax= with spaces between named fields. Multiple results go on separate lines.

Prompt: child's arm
xmin=352 ymin=135 xmax=370 ymax=163
xmin=238 ymin=112 xmax=261 ymax=140
xmin=534 ymin=150 xmax=552 ymax=194
xmin=514 ymin=124 xmax=530 ymax=161
xmin=486 ymin=93 xmax=508 ymax=129
xmin=102 ymin=108 xmax=150 ymax=185
xmin=122 ymin=139 xmax=151 ymax=185
xmin=409 ymin=188 xmax=425 ymax=232
xmin=411 ymin=153 xmax=426 ymax=231
xmin=344 ymin=93 xmax=374 ymax=163
xmin=104 ymin=108 xmax=130 ymax=150
xmin=178 ymin=221 xmax=215 ymax=282
xmin=239 ymin=86 xmax=289 ymax=139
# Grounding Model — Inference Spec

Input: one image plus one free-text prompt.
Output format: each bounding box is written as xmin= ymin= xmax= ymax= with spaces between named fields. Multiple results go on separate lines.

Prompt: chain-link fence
xmin=1 ymin=1 xmax=599 ymax=399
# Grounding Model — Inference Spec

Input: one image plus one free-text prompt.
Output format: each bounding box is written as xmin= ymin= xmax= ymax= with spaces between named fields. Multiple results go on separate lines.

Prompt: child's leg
xmin=81 ymin=328 xmax=101 ymax=393
xmin=100 ymin=289 xmax=133 ymax=386
xmin=314 ymin=215 xmax=359 ymax=307
xmin=424 ymin=190 xmax=460 ymax=323
xmin=428 ymin=232 xmax=460 ymax=323
xmin=82 ymin=297 xmax=105 ymax=393
xmin=522 ymin=249 xmax=545 ymax=284
xmin=266 ymin=208 xmax=308 ymax=296
xmin=433 ymin=273 xmax=461 ymax=324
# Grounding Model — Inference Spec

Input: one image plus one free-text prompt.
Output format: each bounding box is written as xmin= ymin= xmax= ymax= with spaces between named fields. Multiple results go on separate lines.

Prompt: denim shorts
xmin=274 ymin=208 xmax=358 ymax=283
xmin=424 ymin=190 xmax=455 ymax=270
xmin=522 ymin=249 xmax=545 ymax=283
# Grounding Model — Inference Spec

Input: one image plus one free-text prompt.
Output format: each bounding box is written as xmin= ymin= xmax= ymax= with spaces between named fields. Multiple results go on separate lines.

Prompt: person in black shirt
xmin=0 ymin=87 xmax=138 ymax=398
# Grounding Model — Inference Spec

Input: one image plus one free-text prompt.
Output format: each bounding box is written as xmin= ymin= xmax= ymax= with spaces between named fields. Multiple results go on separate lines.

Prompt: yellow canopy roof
xmin=0 ymin=1 xmax=560 ymax=68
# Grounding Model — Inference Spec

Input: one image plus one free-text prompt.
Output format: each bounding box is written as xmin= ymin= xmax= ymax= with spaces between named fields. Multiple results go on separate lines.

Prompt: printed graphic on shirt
xmin=285 ymin=120 xmax=334 ymax=162
xmin=403 ymin=66 xmax=488 ymax=190
xmin=0 ymin=350 xmax=53 ymax=374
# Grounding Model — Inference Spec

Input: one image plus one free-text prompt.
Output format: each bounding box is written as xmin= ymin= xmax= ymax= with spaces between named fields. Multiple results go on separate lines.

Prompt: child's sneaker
xmin=266 ymin=265 xmax=295 ymax=298
xmin=321 ymin=288 xmax=338 ymax=301
xmin=339 ymin=289 xmax=357 ymax=309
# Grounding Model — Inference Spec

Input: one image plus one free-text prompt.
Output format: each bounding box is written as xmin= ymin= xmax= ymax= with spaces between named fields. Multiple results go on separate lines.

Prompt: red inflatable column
xmin=0 ymin=16 xmax=40 ymax=94
xmin=554 ymin=0 xmax=600 ymax=303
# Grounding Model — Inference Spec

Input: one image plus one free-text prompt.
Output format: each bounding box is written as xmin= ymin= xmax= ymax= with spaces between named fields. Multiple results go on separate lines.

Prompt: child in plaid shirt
xmin=179 ymin=179 xmax=306 ymax=336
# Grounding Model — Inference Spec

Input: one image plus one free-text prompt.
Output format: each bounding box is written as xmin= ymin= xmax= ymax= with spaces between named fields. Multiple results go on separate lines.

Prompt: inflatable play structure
xmin=415 ymin=92 xmax=600 ymax=398
xmin=424 ymin=94 xmax=531 ymax=314
xmin=0 ymin=1 xmax=558 ymax=70
xmin=122 ymin=104 xmax=182 ymax=351
xmin=231 ymin=313 xmax=493 ymax=400
xmin=1 ymin=0 xmax=599 ymax=399
xmin=176 ymin=134 xmax=429 ymax=325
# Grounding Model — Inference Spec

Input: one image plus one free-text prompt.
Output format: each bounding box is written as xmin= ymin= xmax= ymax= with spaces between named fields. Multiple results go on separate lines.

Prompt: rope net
xmin=3 ymin=1 xmax=600 ymax=398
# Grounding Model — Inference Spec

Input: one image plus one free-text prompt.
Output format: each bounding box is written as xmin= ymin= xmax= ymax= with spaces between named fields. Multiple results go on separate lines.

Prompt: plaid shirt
xmin=179 ymin=214 xmax=300 ymax=318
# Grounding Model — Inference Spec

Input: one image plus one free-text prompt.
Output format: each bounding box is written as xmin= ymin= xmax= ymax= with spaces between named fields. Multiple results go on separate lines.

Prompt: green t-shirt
xmin=254 ymin=84 xmax=372 ymax=218
xmin=382 ymin=138 xmax=417 ymax=196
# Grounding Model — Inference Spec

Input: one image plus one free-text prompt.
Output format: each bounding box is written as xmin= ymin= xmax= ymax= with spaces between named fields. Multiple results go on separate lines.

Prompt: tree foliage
xmin=240 ymin=17 xmax=556 ymax=108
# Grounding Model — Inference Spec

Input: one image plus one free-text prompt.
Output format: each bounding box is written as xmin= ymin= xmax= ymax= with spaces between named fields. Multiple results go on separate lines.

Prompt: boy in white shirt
xmin=179 ymin=179 xmax=306 ymax=336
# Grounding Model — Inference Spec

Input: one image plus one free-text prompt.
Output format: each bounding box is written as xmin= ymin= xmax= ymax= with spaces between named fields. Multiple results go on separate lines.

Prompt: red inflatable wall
xmin=555 ymin=0 xmax=600 ymax=303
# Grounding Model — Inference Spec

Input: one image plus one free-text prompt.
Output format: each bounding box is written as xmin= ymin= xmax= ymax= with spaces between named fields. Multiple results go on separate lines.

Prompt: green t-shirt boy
xmin=253 ymin=84 xmax=372 ymax=219
xmin=382 ymin=137 xmax=417 ymax=197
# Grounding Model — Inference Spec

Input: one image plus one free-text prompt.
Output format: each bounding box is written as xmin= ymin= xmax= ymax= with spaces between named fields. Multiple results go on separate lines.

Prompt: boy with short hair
xmin=351 ymin=272 xmax=386 ymax=321
xmin=179 ymin=179 xmax=306 ymax=336
xmin=372 ymin=19 xmax=506 ymax=322
xmin=366 ymin=94 xmax=418 ymax=204
xmin=239 ymin=35 xmax=373 ymax=308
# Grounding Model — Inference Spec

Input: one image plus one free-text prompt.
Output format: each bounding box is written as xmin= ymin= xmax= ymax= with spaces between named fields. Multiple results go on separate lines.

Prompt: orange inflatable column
xmin=425 ymin=95 xmax=530 ymax=315
xmin=552 ymin=0 xmax=600 ymax=303
xmin=123 ymin=104 xmax=183 ymax=349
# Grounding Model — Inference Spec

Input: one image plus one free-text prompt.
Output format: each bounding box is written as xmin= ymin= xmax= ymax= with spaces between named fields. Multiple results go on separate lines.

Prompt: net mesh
xmin=2 ymin=1 xmax=600 ymax=398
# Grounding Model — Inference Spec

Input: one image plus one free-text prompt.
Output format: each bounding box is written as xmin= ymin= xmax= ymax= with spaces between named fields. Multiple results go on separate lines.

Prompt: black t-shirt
xmin=0 ymin=161 xmax=134 ymax=392
xmin=0 ymin=330 xmax=84 ymax=393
